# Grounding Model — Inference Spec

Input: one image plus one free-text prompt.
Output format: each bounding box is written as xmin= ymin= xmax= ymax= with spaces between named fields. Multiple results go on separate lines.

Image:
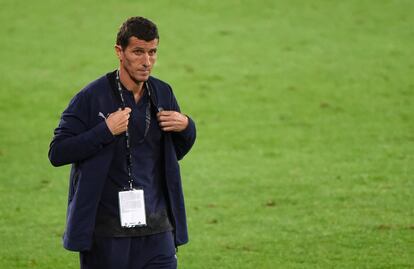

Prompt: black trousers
xmin=80 ymin=232 xmax=177 ymax=269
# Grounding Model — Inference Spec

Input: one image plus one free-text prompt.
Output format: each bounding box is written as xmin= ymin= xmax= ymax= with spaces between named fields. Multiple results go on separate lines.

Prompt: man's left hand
xmin=157 ymin=111 xmax=189 ymax=132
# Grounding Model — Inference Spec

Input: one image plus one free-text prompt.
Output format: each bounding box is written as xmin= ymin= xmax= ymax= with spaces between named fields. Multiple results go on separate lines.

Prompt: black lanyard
xmin=115 ymin=70 xmax=152 ymax=189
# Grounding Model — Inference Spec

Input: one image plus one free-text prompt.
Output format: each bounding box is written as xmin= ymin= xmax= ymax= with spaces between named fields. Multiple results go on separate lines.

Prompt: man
xmin=49 ymin=16 xmax=196 ymax=269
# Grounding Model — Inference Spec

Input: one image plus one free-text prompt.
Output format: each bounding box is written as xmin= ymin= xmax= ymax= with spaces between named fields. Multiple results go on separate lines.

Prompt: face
xmin=115 ymin=37 xmax=158 ymax=83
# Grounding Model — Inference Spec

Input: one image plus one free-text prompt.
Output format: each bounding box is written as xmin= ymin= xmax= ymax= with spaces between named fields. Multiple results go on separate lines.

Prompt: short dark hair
xmin=116 ymin=16 xmax=159 ymax=49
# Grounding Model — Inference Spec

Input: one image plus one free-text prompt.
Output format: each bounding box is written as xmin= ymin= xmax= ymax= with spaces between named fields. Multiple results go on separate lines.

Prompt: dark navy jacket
xmin=49 ymin=74 xmax=196 ymax=251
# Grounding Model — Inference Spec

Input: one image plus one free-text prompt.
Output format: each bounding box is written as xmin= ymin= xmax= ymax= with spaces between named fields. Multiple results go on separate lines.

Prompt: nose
xmin=143 ymin=53 xmax=150 ymax=69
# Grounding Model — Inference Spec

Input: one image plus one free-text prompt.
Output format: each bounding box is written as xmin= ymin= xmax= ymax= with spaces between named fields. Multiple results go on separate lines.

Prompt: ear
xmin=114 ymin=45 xmax=123 ymax=60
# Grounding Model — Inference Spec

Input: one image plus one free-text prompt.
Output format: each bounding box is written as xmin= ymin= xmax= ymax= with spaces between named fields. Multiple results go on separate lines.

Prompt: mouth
xmin=138 ymin=70 xmax=150 ymax=74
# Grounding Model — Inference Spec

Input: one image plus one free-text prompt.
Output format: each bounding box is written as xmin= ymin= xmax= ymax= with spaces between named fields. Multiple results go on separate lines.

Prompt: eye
xmin=148 ymin=49 xmax=157 ymax=56
xmin=133 ymin=50 xmax=144 ymax=55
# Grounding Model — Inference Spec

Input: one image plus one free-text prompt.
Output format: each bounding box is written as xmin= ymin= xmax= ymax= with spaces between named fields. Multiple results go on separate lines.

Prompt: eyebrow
xmin=131 ymin=47 xmax=157 ymax=51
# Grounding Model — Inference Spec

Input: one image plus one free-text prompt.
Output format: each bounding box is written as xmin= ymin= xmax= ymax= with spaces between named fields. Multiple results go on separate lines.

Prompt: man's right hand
xmin=106 ymin=107 xmax=132 ymax=135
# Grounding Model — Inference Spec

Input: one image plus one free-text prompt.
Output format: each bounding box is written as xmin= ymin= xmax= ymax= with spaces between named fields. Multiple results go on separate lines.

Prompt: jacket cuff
xmin=91 ymin=121 xmax=114 ymax=145
xmin=180 ymin=116 xmax=195 ymax=137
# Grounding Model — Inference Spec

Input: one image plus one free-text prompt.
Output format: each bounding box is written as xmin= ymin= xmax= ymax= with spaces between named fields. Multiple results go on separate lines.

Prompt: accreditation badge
xmin=118 ymin=189 xmax=147 ymax=228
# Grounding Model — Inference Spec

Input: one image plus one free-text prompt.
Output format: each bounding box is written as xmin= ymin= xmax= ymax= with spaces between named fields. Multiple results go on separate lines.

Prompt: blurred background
xmin=0 ymin=0 xmax=413 ymax=268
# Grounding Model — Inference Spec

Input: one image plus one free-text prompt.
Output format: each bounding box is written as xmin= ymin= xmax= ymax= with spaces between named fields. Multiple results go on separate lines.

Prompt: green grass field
xmin=0 ymin=0 xmax=413 ymax=268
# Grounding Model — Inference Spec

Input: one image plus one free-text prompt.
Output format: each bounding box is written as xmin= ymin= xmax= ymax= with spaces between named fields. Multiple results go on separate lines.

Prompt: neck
xmin=118 ymin=68 xmax=144 ymax=96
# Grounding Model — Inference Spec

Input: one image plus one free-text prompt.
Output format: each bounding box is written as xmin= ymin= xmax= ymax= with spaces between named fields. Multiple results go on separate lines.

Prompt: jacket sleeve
xmin=48 ymin=91 xmax=114 ymax=167
xmin=169 ymin=89 xmax=196 ymax=161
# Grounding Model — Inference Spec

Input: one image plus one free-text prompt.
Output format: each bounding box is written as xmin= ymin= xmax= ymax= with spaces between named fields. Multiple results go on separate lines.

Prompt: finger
xmin=157 ymin=111 xmax=175 ymax=118
xmin=157 ymin=115 xmax=176 ymax=122
xmin=159 ymin=112 xmax=182 ymax=121
xmin=118 ymin=124 xmax=128 ymax=133
xmin=113 ymin=107 xmax=130 ymax=115
xmin=116 ymin=110 xmax=131 ymax=119
xmin=110 ymin=108 xmax=126 ymax=117
xmin=118 ymin=110 xmax=131 ymax=117
xmin=157 ymin=110 xmax=173 ymax=115
xmin=109 ymin=113 xmax=125 ymax=122
xmin=161 ymin=126 xmax=177 ymax=132
xmin=158 ymin=120 xmax=176 ymax=128
xmin=157 ymin=113 xmax=168 ymax=121
xmin=119 ymin=119 xmax=129 ymax=125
